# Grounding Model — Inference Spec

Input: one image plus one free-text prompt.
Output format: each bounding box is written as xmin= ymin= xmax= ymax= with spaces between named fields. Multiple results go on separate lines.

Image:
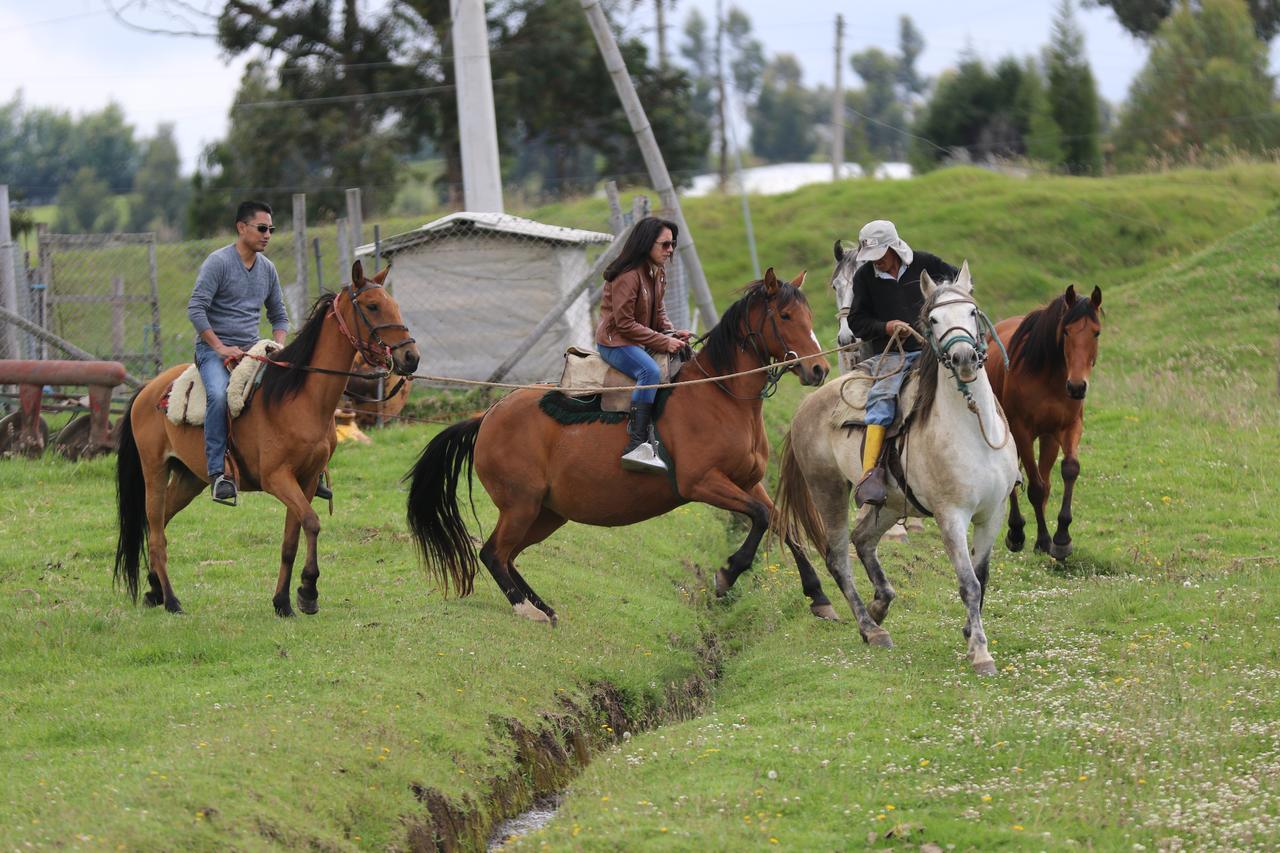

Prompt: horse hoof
xmin=972 ymin=657 xmax=997 ymax=676
xmin=810 ymin=603 xmax=840 ymax=621
xmin=1005 ymin=533 xmax=1025 ymax=553
xmin=714 ymin=568 xmax=731 ymax=598
xmin=143 ymin=592 xmax=162 ymax=608
xmin=868 ymin=600 xmax=890 ymax=625
xmin=1050 ymin=541 xmax=1073 ymax=561
xmin=865 ymin=628 xmax=893 ymax=648
xmin=513 ymin=601 xmax=552 ymax=624
xmin=164 ymin=600 xmax=184 ymax=615
xmin=297 ymin=589 xmax=319 ymax=615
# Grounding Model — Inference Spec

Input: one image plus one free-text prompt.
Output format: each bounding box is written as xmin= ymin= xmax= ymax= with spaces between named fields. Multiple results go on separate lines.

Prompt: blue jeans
xmin=597 ymin=343 xmax=660 ymax=404
xmin=864 ymin=350 xmax=920 ymax=426
xmin=195 ymin=341 xmax=231 ymax=477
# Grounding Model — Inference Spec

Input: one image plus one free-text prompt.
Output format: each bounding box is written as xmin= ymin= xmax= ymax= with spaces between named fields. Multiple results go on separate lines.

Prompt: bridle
xmin=695 ymin=290 xmax=801 ymax=400
xmin=330 ymin=280 xmax=416 ymax=373
xmin=920 ymin=293 xmax=1011 ymax=449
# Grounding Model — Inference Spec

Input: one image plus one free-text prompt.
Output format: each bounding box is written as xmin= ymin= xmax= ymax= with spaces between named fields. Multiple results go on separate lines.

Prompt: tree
xmin=54 ymin=167 xmax=120 ymax=234
xmin=909 ymin=56 xmax=1031 ymax=172
xmin=1018 ymin=63 xmax=1066 ymax=168
xmin=843 ymin=15 xmax=929 ymax=162
xmin=130 ymin=124 xmax=189 ymax=235
xmin=749 ymin=55 xmax=822 ymax=162
xmin=1111 ymin=0 xmax=1280 ymax=168
xmin=1088 ymin=0 xmax=1280 ymax=41
xmin=1045 ymin=0 xmax=1103 ymax=174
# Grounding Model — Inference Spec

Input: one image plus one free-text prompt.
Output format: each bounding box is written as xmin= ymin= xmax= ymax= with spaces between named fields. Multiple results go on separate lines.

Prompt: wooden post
xmin=373 ymin=224 xmax=382 ymax=275
xmin=146 ymin=237 xmax=161 ymax=375
xmin=312 ymin=238 xmax=324 ymax=293
xmin=605 ymin=181 xmax=624 ymax=234
xmin=110 ymin=275 xmax=125 ymax=360
xmin=581 ymin=0 xmax=718 ymax=325
xmin=337 ymin=218 xmax=351 ymax=283
xmin=291 ymin=193 xmax=309 ymax=319
xmin=0 ymin=185 xmax=18 ymax=360
xmin=345 ymin=188 xmax=364 ymax=252
xmin=36 ymin=223 xmax=50 ymax=361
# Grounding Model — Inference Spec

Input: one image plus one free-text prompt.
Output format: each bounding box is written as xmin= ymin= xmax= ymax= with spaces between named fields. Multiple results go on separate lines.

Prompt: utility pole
xmin=655 ymin=0 xmax=669 ymax=69
xmin=715 ymin=0 xmax=729 ymax=192
xmin=832 ymin=13 xmax=845 ymax=181
xmin=580 ymin=0 xmax=719 ymax=325
xmin=452 ymin=0 xmax=504 ymax=212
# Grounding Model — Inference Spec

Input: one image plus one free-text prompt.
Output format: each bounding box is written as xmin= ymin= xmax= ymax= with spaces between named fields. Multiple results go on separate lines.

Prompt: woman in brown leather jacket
xmin=595 ymin=216 xmax=692 ymax=473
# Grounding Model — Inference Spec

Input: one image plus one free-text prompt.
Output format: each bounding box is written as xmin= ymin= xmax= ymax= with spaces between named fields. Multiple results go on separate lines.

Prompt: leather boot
xmin=854 ymin=424 xmax=888 ymax=507
xmin=620 ymin=402 xmax=667 ymax=473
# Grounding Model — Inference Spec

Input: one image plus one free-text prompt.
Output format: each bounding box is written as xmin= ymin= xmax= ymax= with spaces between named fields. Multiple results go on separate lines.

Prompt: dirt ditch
xmin=397 ymin=627 xmax=724 ymax=851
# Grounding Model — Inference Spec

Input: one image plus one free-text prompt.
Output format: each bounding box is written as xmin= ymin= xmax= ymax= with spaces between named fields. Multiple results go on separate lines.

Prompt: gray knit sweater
xmin=187 ymin=244 xmax=289 ymax=348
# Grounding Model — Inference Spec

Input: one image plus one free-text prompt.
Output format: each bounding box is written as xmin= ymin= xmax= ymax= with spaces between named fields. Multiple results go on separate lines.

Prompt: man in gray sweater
xmin=187 ymin=200 xmax=289 ymax=504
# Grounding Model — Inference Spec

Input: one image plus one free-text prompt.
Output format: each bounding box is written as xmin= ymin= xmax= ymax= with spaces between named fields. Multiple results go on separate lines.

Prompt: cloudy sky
xmin=3 ymin=0 xmax=1278 ymax=173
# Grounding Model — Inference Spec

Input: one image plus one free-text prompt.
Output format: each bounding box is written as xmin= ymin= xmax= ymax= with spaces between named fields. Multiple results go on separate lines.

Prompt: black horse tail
xmin=772 ymin=429 xmax=828 ymax=552
xmin=113 ymin=390 xmax=147 ymax=604
xmin=404 ymin=417 xmax=484 ymax=598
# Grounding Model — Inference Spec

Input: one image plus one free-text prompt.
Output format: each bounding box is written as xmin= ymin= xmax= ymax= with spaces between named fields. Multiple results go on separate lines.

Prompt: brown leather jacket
xmin=595 ymin=263 xmax=673 ymax=349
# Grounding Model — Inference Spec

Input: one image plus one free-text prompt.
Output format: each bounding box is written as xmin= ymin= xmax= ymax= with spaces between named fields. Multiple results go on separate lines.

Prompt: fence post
xmin=146 ymin=236 xmax=161 ymax=375
xmin=111 ymin=275 xmax=125 ymax=361
xmin=0 ymin=185 xmax=18 ymax=361
xmin=36 ymin=223 xmax=50 ymax=361
xmin=605 ymin=181 xmax=624 ymax=233
xmin=312 ymin=238 xmax=324 ymax=293
xmin=337 ymin=218 xmax=351 ymax=283
xmin=345 ymin=188 xmax=363 ymax=252
xmin=373 ymin=224 xmax=382 ymax=276
xmin=291 ymin=193 xmax=309 ymax=322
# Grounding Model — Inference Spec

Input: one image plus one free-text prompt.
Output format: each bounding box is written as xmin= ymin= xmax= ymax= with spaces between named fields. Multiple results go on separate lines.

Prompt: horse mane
xmin=909 ymin=280 xmax=966 ymax=425
xmin=698 ymin=279 xmax=809 ymax=376
xmin=1007 ymin=293 xmax=1100 ymax=376
xmin=259 ymin=292 xmax=338 ymax=407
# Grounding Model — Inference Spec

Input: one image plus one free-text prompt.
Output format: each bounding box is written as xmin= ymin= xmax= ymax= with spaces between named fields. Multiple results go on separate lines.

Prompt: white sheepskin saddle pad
xmin=166 ymin=340 xmax=283 ymax=426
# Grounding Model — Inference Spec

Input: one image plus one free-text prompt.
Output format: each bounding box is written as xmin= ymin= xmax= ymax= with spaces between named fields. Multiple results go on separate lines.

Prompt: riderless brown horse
xmin=985 ymin=284 xmax=1102 ymax=559
xmin=405 ymin=269 xmax=831 ymax=624
xmin=114 ymin=262 xmax=420 ymax=615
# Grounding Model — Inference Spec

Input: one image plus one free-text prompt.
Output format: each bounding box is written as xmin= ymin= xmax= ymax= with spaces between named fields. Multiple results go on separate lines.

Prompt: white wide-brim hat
xmin=855 ymin=219 xmax=914 ymax=266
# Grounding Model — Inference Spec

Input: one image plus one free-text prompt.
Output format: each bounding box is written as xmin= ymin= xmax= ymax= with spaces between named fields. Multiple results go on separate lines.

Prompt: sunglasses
xmin=247 ymin=223 xmax=276 ymax=234
xmin=657 ymin=240 xmax=677 ymax=250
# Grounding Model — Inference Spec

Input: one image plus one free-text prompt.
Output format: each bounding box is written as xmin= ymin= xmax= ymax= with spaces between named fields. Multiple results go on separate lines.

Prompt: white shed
xmin=357 ymin=213 xmax=614 ymax=383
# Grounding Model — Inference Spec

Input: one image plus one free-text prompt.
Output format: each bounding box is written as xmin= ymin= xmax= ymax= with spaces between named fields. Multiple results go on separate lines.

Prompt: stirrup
xmin=211 ymin=474 xmax=238 ymax=506
xmin=621 ymin=441 xmax=668 ymax=473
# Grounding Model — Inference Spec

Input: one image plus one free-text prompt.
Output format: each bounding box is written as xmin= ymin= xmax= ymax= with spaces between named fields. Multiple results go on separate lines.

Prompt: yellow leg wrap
xmin=862 ymin=424 xmax=886 ymax=475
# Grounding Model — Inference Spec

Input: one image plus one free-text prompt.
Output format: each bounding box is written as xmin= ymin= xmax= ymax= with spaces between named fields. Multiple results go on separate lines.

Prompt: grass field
xmin=3 ymin=165 xmax=1279 ymax=849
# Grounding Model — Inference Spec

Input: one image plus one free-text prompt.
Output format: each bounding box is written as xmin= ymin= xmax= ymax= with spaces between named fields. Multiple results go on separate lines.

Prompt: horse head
xmin=340 ymin=260 xmax=421 ymax=376
xmin=920 ymin=260 xmax=987 ymax=385
xmin=830 ymin=239 xmax=860 ymax=315
xmin=758 ymin=267 xmax=829 ymax=387
xmin=1060 ymin=284 xmax=1102 ymax=400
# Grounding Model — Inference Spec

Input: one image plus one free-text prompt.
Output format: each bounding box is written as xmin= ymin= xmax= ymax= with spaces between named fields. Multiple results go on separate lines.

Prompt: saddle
xmin=827 ymin=362 xmax=920 ymax=439
xmin=557 ymin=346 xmax=683 ymax=413
xmin=165 ymin=340 xmax=283 ymax=426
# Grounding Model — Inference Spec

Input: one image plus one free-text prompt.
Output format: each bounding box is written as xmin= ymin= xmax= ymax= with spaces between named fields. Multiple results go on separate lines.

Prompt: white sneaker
xmin=621 ymin=441 xmax=668 ymax=473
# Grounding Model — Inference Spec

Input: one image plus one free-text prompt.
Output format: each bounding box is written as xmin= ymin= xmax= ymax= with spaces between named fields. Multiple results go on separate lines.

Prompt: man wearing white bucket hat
xmin=847 ymin=219 xmax=958 ymax=507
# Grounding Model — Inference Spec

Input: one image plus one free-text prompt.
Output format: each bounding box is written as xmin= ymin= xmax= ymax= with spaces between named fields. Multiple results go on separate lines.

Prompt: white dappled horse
xmin=777 ymin=264 xmax=1019 ymax=674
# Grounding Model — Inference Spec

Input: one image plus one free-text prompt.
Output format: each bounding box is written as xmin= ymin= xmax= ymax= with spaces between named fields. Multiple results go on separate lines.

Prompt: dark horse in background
xmin=405 ymin=269 xmax=831 ymax=624
xmin=114 ymin=263 xmax=420 ymax=615
xmin=985 ymin=284 xmax=1103 ymax=560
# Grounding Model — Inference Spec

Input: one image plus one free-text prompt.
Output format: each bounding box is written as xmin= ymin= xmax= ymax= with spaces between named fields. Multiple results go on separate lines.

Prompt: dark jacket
xmin=847 ymin=251 xmax=958 ymax=354
xmin=595 ymin=263 xmax=673 ymax=349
